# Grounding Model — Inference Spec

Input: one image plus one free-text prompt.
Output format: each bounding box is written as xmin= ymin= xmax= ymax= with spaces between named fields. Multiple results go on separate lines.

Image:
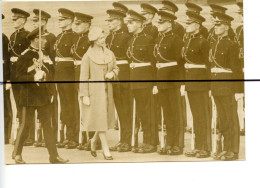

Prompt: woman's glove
xmin=105 ymin=72 xmax=114 ymax=80
xmin=83 ymin=96 xmax=90 ymax=106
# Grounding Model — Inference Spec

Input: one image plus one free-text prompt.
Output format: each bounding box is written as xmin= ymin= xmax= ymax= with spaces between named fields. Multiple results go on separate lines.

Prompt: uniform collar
xmin=143 ymin=22 xmax=152 ymax=28
xmin=62 ymin=28 xmax=73 ymax=34
xmin=112 ymin=28 xmax=124 ymax=35
xmin=160 ymin=30 xmax=173 ymax=37
xmin=133 ymin=29 xmax=145 ymax=38
xmin=80 ymin=30 xmax=89 ymax=37
xmin=16 ymin=27 xmax=25 ymax=33
xmin=190 ymin=30 xmax=202 ymax=39
xmin=218 ymin=35 xmax=229 ymax=40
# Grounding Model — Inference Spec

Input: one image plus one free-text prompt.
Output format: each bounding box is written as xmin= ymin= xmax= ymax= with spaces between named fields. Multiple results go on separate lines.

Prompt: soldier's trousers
xmin=12 ymin=104 xmax=58 ymax=159
xmin=12 ymin=84 xmax=22 ymax=120
xmin=158 ymin=87 xmax=184 ymax=148
xmin=213 ymin=95 xmax=240 ymax=154
xmin=4 ymin=89 xmax=12 ymax=144
xmin=187 ymin=91 xmax=212 ymax=152
xmin=132 ymin=87 xmax=157 ymax=146
xmin=51 ymin=86 xmax=59 ymax=142
xmin=113 ymin=83 xmax=132 ymax=145
xmin=55 ymin=61 xmax=79 ymax=142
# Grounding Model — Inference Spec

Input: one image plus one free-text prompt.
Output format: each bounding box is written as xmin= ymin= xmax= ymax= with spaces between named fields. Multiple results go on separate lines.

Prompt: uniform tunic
xmin=154 ymin=30 xmax=184 ymax=148
xmin=210 ymin=35 xmax=241 ymax=154
xmin=12 ymin=46 xmax=58 ymax=159
xmin=106 ymin=28 xmax=132 ymax=144
xmin=183 ymin=31 xmax=211 ymax=152
xmin=80 ymin=47 xmax=119 ymax=131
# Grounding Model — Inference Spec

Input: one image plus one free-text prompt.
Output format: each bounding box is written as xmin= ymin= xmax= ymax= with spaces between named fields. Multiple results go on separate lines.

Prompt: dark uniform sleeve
xmin=3 ymin=34 xmax=10 ymax=81
xmin=228 ymin=42 xmax=243 ymax=93
xmin=16 ymin=54 xmax=36 ymax=82
xmin=45 ymin=33 xmax=57 ymax=64
xmin=200 ymin=39 xmax=210 ymax=76
xmin=228 ymin=28 xmax=236 ymax=41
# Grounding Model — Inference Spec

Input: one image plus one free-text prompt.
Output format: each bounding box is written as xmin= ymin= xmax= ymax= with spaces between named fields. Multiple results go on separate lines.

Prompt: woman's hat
xmin=88 ymin=27 xmax=103 ymax=41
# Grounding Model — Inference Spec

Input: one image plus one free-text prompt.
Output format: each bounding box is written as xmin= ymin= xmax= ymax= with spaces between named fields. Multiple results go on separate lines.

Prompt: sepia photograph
xmin=1 ymin=0 xmax=245 ymax=166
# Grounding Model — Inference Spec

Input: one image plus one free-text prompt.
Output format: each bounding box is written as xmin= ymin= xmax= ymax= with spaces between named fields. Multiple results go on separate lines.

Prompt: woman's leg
xmin=98 ymin=131 xmax=112 ymax=157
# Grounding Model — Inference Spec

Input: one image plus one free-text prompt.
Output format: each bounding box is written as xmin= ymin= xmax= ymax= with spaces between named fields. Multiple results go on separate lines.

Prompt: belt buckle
xmin=130 ymin=63 xmax=135 ymax=69
xmin=156 ymin=63 xmax=161 ymax=69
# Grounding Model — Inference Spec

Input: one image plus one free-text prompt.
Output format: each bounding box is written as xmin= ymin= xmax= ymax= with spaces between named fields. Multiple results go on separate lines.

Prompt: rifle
xmin=131 ymin=98 xmax=136 ymax=148
xmin=160 ymin=107 xmax=165 ymax=149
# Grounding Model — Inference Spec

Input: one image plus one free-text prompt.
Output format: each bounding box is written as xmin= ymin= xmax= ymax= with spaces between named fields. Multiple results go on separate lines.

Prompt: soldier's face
xmin=127 ymin=20 xmax=141 ymax=33
xmin=73 ymin=21 xmax=90 ymax=34
xmin=107 ymin=19 xmax=121 ymax=31
xmin=58 ymin=18 xmax=71 ymax=28
xmin=32 ymin=19 xmax=46 ymax=29
xmin=12 ymin=17 xmax=26 ymax=29
xmin=214 ymin=23 xmax=228 ymax=36
xmin=157 ymin=21 xmax=170 ymax=32
xmin=186 ymin=22 xmax=199 ymax=33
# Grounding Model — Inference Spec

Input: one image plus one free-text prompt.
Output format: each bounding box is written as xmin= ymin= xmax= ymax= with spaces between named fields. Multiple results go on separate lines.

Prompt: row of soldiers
xmin=3 ymin=1 xmax=244 ymax=162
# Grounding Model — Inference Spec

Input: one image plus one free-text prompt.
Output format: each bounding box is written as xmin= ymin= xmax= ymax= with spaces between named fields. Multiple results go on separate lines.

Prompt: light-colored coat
xmin=79 ymin=46 xmax=119 ymax=131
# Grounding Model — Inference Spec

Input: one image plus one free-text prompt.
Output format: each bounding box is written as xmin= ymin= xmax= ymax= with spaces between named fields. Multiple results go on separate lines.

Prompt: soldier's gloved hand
xmin=152 ymin=86 xmax=158 ymax=95
xmin=235 ymin=93 xmax=244 ymax=101
xmin=105 ymin=72 xmax=114 ymax=80
xmin=50 ymin=95 xmax=54 ymax=103
xmin=5 ymin=80 xmax=11 ymax=90
xmin=34 ymin=70 xmax=46 ymax=81
xmin=83 ymin=96 xmax=90 ymax=106
xmin=180 ymin=85 xmax=186 ymax=96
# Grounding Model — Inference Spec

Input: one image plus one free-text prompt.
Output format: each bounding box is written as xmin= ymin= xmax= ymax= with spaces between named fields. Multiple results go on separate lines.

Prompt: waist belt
xmin=55 ymin=57 xmax=74 ymax=62
xmin=74 ymin=60 xmax=81 ymax=66
xmin=156 ymin=62 xmax=177 ymax=69
xmin=185 ymin=63 xmax=206 ymax=69
xmin=130 ymin=62 xmax=151 ymax=69
xmin=116 ymin=60 xmax=128 ymax=65
xmin=211 ymin=67 xmax=232 ymax=73
xmin=10 ymin=56 xmax=18 ymax=63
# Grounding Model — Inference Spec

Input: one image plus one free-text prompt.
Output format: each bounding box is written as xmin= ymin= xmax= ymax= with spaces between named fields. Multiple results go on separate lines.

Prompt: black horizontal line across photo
xmin=0 ymin=79 xmax=257 ymax=84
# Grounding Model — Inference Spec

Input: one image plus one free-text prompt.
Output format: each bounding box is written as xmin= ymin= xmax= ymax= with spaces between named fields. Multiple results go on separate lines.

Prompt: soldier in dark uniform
xmin=153 ymin=10 xmax=184 ymax=155
xmin=182 ymin=11 xmax=211 ymax=158
xmin=71 ymin=12 xmax=93 ymax=150
xmin=54 ymin=8 xmax=78 ymax=149
xmin=125 ymin=10 xmax=158 ymax=153
xmin=112 ymin=2 xmax=129 ymax=34
xmin=140 ymin=3 xmax=162 ymax=136
xmin=105 ymin=9 xmax=132 ymax=152
xmin=235 ymin=2 xmax=245 ymax=135
xmin=31 ymin=9 xmax=57 ymax=147
xmin=159 ymin=1 xmax=185 ymax=39
xmin=3 ymin=14 xmax=13 ymax=144
xmin=184 ymin=2 xmax=209 ymax=39
xmin=209 ymin=13 xmax=241 ymax=161
xmin=159 ymin=0 xmax=187 ymax=142
xmin=8 ymin=8 xmax=30 ymax=145
xmin=140 ymin=3 xmax=158 ymax=38
xmin=208 ymin=4 xmax=236 ymax=45
xmin=12 ymin=27 xmax=68 ymax=164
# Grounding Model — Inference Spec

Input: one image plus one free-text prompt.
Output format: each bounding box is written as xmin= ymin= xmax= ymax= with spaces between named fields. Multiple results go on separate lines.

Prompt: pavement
xmin=5 ymin=130 xmax=245 ymax=164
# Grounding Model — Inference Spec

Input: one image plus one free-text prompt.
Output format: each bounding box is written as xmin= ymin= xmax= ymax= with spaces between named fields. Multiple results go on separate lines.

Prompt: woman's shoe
xmin=90 ymin=139 xmax=97 ymax=157
xmin=90 ymin=150 xmax=97 ymax=157
xmin=103 ymin=153 xmax=113 ymax=160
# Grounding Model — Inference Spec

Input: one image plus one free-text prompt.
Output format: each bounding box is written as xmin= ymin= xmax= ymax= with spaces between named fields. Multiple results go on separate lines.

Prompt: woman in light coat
xmin=80 ymin=27 xmax=119 ymax=160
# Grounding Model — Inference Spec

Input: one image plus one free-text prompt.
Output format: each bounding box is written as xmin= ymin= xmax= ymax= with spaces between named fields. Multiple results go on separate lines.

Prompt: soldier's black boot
xmin=57 ymin=130 xmax=65 ymax=148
